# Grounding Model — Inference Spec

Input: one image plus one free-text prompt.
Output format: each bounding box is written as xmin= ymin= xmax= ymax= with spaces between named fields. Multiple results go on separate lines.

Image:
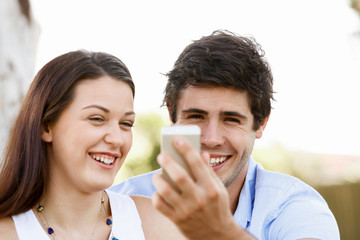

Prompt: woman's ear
xmin=41 ymin=123 xmax=53 ymax=143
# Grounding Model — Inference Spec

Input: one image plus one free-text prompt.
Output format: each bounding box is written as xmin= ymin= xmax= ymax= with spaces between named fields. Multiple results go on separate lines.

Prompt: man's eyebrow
xmin=82 ymin=105 xmax=109 ymax=112
xmin=182 ymin=108 xmax=208 ymax=115
xmin=222 ymin=111 xmax=248 ymax=120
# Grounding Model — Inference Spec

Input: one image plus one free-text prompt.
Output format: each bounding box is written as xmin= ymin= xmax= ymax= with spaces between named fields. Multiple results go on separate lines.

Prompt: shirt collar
xmin=233 ymin=156 xmax=257 ymax=228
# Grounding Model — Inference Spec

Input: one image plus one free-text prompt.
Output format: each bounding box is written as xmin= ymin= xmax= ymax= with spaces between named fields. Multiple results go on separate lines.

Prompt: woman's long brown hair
xmin=0 ymin=50 xmax=134 ymax=217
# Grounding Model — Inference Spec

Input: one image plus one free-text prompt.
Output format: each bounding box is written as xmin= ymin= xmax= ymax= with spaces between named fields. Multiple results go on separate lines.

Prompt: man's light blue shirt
xmin=110 ymin=157 xmax=340 ymax=239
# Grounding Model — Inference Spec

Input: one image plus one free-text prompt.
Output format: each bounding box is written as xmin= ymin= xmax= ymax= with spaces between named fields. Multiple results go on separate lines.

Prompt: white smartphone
xmin=161 ymin=125 xmax=201 ymax=190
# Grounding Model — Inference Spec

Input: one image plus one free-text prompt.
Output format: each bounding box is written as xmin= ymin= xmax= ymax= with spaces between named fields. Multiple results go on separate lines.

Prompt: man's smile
xmin=209 ymin=154 xmax=231 ymax=167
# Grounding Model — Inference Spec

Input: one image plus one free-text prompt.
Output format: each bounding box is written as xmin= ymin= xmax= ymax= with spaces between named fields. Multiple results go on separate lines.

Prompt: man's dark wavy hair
xmin=163 ymin=30 xmax=274 ymax=130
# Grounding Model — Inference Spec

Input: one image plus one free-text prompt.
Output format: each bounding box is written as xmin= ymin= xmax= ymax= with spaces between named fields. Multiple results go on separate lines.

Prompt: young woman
xmin=0 ymin=50 xmax=184 ymax=240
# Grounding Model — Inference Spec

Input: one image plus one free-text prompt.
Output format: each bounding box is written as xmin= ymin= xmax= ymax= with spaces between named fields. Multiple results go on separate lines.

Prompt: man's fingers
xmin=157 ymin=151 xmax=197 ymax=194
xmin=152 ymin=192 xmax=178 ymax=220
xmin=172 ymin=137 xmax=214 ymax=184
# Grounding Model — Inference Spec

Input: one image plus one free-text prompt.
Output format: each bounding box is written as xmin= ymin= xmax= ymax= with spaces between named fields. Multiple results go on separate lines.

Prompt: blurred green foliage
xmin=254 ymin=144 xmax=360 ymax=187
xmin=114 ymin=112 xmax=168 ymax=184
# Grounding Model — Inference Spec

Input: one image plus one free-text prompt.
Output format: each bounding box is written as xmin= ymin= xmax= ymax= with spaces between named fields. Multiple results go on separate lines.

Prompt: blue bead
xmin=106 ymin=218 xmax=112 ymax=225
xmin=112 ymin=238 xmax=119 ymax=240
xmin=48 ymin=227 xmax=54 ymax=234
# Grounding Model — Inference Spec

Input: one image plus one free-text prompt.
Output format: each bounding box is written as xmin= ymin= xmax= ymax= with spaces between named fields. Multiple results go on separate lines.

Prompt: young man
xmin=110 ymin=30 xmax=340 ymax=239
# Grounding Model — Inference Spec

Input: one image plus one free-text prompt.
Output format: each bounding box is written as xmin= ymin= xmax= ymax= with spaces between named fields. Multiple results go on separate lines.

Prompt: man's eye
xmin=188 ymin=114 xmax=203 ymax=120
xmin=225 ymin=118 xmax=240 ymax=123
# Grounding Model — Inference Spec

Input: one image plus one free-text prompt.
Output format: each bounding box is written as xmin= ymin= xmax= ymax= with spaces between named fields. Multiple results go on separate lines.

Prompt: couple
xmin=0 ymin=30 xmax=340 ymax=239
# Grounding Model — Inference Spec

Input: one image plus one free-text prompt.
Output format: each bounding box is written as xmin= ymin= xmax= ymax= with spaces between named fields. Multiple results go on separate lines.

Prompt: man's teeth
xmin=91 ymin=155 xmax=115 ymax=165
xmin=210 ymin=156 xmax=227 ymax=166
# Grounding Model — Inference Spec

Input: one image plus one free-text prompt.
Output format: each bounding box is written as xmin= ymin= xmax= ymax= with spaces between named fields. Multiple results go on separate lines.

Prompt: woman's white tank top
xmin=11 ymin=190 xmax=145 ymax=240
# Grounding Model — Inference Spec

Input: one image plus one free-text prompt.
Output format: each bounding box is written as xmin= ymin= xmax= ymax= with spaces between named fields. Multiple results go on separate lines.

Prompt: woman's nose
xmin=104 ymin=123 xmax=124 ymax=147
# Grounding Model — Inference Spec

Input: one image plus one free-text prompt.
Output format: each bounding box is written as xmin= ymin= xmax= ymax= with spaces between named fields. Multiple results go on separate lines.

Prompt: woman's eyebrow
xmin=83 ymin=105 xmax=135 ymax=117
xmin=125 ymin=111 xmax=136 ymax=116
xmin=82 ymin=104 xmax=109 ymax=113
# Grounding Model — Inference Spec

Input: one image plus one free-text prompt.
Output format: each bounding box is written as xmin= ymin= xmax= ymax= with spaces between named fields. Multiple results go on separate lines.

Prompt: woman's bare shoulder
xmin=130 ymin=195 xmax=155 ymax=226
xmin=130 ymin=195 xmax=152 ymax=212
xmin=131 ymin=195 xmax=186 ymax=240
xmin=0 ymin=217 xmax=18 ymax=239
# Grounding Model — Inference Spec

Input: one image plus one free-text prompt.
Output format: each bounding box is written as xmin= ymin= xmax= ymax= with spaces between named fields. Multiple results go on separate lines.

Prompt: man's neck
xmin=227 ymin=162 xmax=248 ymax=214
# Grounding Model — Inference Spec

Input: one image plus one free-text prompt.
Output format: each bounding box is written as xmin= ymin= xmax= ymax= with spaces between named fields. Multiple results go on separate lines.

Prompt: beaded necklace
xmin=36 ymin=194 xmax=118 ymax=240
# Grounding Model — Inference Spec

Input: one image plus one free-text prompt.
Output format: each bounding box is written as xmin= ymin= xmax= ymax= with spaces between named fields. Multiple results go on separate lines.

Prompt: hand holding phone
xmin=161 ymin=125 xmax=201 ymax=191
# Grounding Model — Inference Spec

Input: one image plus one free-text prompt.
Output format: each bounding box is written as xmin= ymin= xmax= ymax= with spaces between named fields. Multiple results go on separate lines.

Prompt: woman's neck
xmin=35 ymin=186 xmax=112 ymax=239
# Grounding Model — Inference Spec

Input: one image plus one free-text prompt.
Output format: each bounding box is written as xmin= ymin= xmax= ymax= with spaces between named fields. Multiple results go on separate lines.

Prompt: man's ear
xmin=255 ymin=114 xmax=270 ymax=139
xmin=41 ymin=123 xmax=53 ymax=143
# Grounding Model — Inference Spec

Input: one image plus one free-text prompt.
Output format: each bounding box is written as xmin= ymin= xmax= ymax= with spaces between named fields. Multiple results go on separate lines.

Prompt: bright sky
xmin=30 ymin=0 xmax=360 ymax=156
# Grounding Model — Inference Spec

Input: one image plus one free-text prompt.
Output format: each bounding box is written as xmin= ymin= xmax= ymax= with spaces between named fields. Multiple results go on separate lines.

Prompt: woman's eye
xmin=120 ymin=121 xmax=134 ymax=128
xmin=89 ymin=116 xmax=104 ymax=122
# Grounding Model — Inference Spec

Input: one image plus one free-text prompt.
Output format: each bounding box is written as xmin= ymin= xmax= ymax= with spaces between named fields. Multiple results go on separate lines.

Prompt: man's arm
xmin=152 ymin=136 xmax=255 ymax=240
xmin=267 ymin=194 xmax=340 ymax=240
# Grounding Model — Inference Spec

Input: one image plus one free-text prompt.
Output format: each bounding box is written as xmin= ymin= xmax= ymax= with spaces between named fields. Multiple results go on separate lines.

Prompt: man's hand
xmin=152 ymin=136 xmax=255 ymax=240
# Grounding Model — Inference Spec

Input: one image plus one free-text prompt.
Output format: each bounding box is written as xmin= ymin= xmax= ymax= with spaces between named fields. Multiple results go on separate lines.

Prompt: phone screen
xmin=161 ymin=125 xmax=200 ymax=191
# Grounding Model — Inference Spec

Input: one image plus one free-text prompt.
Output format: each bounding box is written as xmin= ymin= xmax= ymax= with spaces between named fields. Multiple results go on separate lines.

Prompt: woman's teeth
xmin=91 ymin=154 xmax=115 ymax=165
xmin=210 ymin=156 xmax=227 ymax=166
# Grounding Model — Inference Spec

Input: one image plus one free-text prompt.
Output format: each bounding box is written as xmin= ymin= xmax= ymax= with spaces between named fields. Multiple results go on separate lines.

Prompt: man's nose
xmin=200 ymin=122 xmax=225 ymax=148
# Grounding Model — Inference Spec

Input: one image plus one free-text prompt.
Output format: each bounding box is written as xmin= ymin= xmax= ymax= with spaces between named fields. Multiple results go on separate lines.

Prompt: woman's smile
xmin=89 ymin=152 xmax=120 ymax=168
